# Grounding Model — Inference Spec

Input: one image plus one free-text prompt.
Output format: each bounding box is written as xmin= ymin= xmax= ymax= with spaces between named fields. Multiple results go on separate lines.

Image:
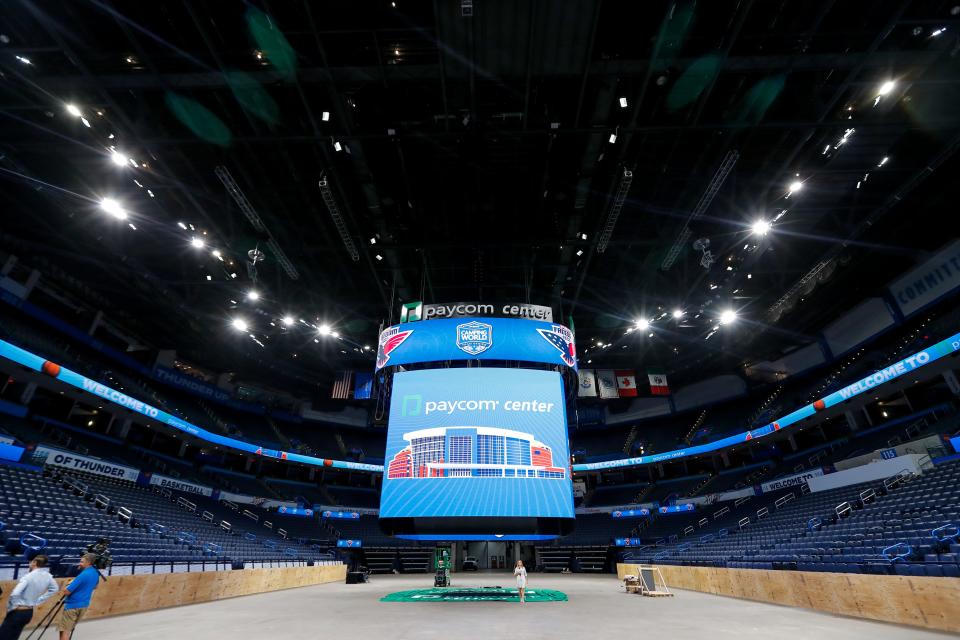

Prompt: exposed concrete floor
xmin=72 ymin=572 xmax=954 ymax=639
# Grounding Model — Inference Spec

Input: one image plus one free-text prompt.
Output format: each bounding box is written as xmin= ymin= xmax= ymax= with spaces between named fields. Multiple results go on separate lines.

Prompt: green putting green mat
xmin=381 ymin=587 xmax=568 ymax=603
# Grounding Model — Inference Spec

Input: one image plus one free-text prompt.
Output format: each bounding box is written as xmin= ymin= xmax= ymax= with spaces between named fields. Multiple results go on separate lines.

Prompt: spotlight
xmin=877 ymin=80 xmax=895 ymax=96
xmin=719 ymin=309 xmax=737 ymax=325
xmin=619 ymin=97 xmax=628 ymax=108
xmin=751 ymin=219 xmax=772 ymax=236
xmin=247 ymin=290 xmax=260 ymax=301
xmin=190 ymin=237 xmax=205 ymax=249
xmin=318 ymin=324 xmax=332 ymax=336
xmin=375 ymin=254 xmax=383 ymax=261
xmin=331 ymin=330 xmax=340 ymax=338
xmin=608 ymin=133 xmax=617 ymax=144
xmin=282 ymin=316 xmax=295 ymax=327
xmin=634 ymin=317 xmax=650 ymax=331
xmin=66 ymin=104 xmax=82 ymax=117
xmin=110 ymin=150 xmax=129 ymax=167
xmin=99 ymin=197 xmax=127 ymax=220
xmin=672 ymin=309 xmax=684 ymax=319
xmin=232 ymin=318 xmax=248 ymax=332
xmin=788 ymin=180 xmax=803 ymax=195
xmin=322 ymin=111 xmax=330 ymax=121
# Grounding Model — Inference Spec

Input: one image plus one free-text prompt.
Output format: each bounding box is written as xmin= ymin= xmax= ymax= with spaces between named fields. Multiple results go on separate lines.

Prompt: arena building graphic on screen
xmin=386 ymin=426 xmax=566 ymax=479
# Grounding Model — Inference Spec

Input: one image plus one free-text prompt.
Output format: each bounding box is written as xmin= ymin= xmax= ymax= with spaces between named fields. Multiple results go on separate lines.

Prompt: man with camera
xmin=0 ymin=554 xmax=59 ymax=640
xmin=57 ymin=553 xmax=100 ymax=640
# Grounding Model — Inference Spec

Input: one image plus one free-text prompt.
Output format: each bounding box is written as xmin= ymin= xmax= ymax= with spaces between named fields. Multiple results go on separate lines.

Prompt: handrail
xmin=774 ymin=493 xmax=796 ymax=509
xmin=220 ymin=520 xmax=232 ymax=532
xmin=713 ymin=506 xmax=730 ymax=519
xmin=222 ymin=500 xmax=239 ymax=511
xmin=698 ymin=517 xmax=709 ymax=528
xmin=62 ymin=476 xmax=88 ymax=496
xmin=242 ymin=509 xmax=259 ymax=522
xmin=177 ymin=496 xmax=197 ymax=513
xmin=158 ymin=488 xmax=173 ymax=499
xmin=117 ymin=506 xmax=133 ymax=523
xmin=738 ymin=517 xmax=750 ymax=529
xmin=278 ymin=528 xmax=288 ymax=539
xmin=835 ymin=502 xmax=852 ymax=519
xmin=859 ymin=488 xmax=876 ymax=505
xmin=757 ymin=507 xmax=769 ymax=519
xmin=734 ymin=496 xmax=751 ymax=507
xmin=800 ymin=483 xmax=811 ymax=495
xmin=718 ymin=528 xmax=728 ymax=538
xmin=93 ymin=493 xmax=111 ymax=509
xmin=20 ymin=533 xmax=47 ymax=550
xmin=931 ymin=524 xmax=959 ymax=543
xmin=201 ymin=510 xmax=215 ymax=522
xmin=176 ymin=531 xmax=197 ymax=545
xmin=263 ymin=520 xmax=274 ymax=530
xmin=881 ymin=542 xmax=911 ymax=563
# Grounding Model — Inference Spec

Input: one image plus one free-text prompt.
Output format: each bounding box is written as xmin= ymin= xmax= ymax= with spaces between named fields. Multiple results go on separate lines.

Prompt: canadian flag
xmin=615 ymin=370 xmax=638 ymax=397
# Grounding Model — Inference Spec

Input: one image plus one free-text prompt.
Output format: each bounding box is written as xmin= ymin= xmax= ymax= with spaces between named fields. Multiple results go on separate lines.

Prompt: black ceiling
xmin=1 ymin=0 xmax=958 ymax=389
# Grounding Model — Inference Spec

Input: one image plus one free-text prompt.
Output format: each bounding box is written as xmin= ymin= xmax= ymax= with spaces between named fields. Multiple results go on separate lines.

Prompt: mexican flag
xmin=647 ymin=367 xmax=670 ymax=396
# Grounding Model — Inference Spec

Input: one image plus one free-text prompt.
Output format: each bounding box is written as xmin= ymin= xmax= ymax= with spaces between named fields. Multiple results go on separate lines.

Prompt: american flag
xmin=331 ymin=371 xmax=353 ymax=399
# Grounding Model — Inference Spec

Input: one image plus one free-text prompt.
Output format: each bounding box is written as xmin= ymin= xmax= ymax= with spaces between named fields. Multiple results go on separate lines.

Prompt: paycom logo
xmin=401 ymin=394 xmax=423 ymax=417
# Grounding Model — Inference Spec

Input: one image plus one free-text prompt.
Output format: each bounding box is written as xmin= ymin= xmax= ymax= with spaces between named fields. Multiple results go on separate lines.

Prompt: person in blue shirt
xmin=0 ymin=554 xmax=59 ymax=640
xmin=57 ymin=553 xmax=100 ymax=640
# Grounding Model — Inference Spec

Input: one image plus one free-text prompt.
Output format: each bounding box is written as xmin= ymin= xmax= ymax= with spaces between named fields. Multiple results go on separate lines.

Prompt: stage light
xmin=99 ymin=197 xmax=127 ymax=220
xmin=333 ymin=141 xmax=342 ymax=152
xmin=634 ymin=317 xmax=650 ymax=331
xmin=177 ymin=221 xmax=187 ymax=230
xmin=322 ymin=111 xmax=330 ymax=121
xmin=619 ymin=97 xmax=628 ymax=108
xmin=363 ymin=345 xmax=370 ymax=351
xmin=205 ymin=275 xmax=212 ymax=281
xmin=15 ymin=55 xmax=31 ymax=65
xmin=66 ymin=103 xmax=82 ymax=117
xmin=370 ymin=237 xmax=376 ymax=244
xmin=110 ymin=150 xmax=129 ymax=167
xmin=751 ymin=219 xmax=772 ymax=236
xmin=788 ymin=180 xmax=803 ymax=195
xmin=719 ymin=309 xmax=737 ymax=325
xmin=318 ymin=324 xmax=332 ymax=336
xmin=672 ymin=309 xmax=684 ymax=319
xmin=190 ymin=237 xmax=205 ymax=249
xmin=608 ymin=133 xmax=617 ymax=144
xmin=331 ymin=330 xmax=340 ymax=338
xmin=282 ymin=316 xmax=294 ymax=327
xmin=246 ymin=290 xmax=260 ymax=301
xmin=878 ymin=80 xmax=895 ymax=96
xmin=375 ymin=254 xmax=383 ymax=261
xmin=128 ymin=157 xmax=138 ymax=168
xmin=232 ymin=318 xmax=248 ymax=332
xmin=576 ymin=249 xmax=583 ymax=256
xmin=878 ymin=156 xmax=889 ymax=167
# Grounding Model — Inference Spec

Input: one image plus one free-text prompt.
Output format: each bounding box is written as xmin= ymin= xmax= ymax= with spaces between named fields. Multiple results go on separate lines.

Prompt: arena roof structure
xmin=1 ymin=0 xmax=958 ymax=389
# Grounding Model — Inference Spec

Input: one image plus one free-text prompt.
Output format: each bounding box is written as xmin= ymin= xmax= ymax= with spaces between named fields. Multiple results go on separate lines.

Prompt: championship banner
xmin=35 ymin=446 xmax=140 ymax=481
xmin=616 ymin=370 xmax=638 ymax=397
xmin=597 ymin=370 xmax=619 ymax=399
xmin=149 ymin=474 xmax=214 ymax=496
xmin=647 ymin=367 xmax=670 ymax=395
xmin=577 ymin=369 xmax=597 ymax=397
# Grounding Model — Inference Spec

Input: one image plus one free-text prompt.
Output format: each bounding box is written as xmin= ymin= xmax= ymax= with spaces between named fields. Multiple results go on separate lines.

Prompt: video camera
xmin=85 ymin=537 xmax=113 ymax=570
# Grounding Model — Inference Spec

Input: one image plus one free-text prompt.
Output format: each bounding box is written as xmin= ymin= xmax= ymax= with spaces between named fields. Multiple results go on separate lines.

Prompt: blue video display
xmin=380 ymin=368 xmax=574 ymax=522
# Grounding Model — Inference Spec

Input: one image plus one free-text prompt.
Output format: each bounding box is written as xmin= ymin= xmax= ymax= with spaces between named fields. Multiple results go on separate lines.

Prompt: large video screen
xmin=379 ymin=368 xmax=575 ymax=537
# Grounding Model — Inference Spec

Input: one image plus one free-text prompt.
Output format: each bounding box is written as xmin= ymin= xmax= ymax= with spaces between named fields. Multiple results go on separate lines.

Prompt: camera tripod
xmin=22 ymin=595 xmax=70 ymax=640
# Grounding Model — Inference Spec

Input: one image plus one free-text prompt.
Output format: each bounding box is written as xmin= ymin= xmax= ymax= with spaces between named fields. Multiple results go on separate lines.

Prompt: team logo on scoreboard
xmin=537 ymin=324 xmax=576 ymax=367
xmin=456 ymin=321 xmax=493 ymax=355
xmin=377 ymin=326 xmax=414 ymax=369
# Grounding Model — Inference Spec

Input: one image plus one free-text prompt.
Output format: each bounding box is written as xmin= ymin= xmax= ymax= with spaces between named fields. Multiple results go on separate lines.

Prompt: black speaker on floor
xmin=346 ymin=571 xmax=366 ymax=584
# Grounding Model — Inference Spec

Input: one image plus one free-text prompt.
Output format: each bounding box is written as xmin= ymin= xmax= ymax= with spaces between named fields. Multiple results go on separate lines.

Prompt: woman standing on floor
xmin=514 ymin=560 xmax=527 ymax=604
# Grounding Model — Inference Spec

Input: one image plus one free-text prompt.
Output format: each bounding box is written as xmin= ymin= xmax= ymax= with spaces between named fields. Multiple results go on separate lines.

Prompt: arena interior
xmin=1 ymin=1 xmax=960 ymax=638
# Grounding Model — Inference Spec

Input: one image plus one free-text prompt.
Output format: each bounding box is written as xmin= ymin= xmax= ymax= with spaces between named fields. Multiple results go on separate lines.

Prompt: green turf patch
xmin=381 ymin=587 xmax=568 ymax=603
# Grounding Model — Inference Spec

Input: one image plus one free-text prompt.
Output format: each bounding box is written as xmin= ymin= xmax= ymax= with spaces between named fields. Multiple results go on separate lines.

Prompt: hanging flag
xmin=647 ymin=367 xmax=670 ymax=395
xmin=597 ymin=370 xmax=619 ymax=399
xmin=353 ymin=372 xmax=373 ymax=400
xmin=331 ymin=371 xmax=353 ymax=399
xmin=577 ymin=369 xmax=597 ymax=397
xmin=616 ymin=370 xmax=638 ymax=397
